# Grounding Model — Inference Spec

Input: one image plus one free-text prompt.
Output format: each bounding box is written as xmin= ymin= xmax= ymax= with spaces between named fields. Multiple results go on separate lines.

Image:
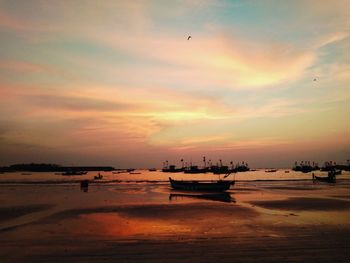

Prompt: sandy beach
xmin=1 ymin=176 xmax=350 ymax=263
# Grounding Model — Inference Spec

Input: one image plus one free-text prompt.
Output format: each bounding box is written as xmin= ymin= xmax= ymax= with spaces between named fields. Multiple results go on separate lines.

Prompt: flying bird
xmin=187 ymin=35 xmax=191 ymax=40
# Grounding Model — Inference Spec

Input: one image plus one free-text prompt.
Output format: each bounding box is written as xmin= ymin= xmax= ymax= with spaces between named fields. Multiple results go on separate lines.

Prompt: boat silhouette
xmin=169 ymin=177 xmax=234 ymax=191
xmin=169 ymin=192 xmax=235 ymax=203
xmin=312 ymin=171 xmax=337 ymax=183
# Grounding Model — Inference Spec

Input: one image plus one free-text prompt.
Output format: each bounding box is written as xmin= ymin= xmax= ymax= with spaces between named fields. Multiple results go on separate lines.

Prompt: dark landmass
xmin=0 ymin=163 xmax=115 ymax=172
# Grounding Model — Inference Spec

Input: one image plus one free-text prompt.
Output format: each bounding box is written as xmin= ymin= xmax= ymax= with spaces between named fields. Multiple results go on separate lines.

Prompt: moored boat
xmin=312 ymin=171 xmax=336 ymax=183
xmin=94 ymin=173 xmax=103 ymax=180
xmin=184 ymin=165 xmax=207 ymax=174
xmin=62 ymin=171 xmax=87 ymax=176
xmin=162 ymin=165 xmax=184 ymax=173
xmin=169 ymin=177 xmax=234 ymax=191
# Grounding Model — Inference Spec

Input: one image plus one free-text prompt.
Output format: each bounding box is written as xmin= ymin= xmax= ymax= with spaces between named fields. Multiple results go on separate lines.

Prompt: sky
xmin=0 ymin=0 xmax=349 ymax=168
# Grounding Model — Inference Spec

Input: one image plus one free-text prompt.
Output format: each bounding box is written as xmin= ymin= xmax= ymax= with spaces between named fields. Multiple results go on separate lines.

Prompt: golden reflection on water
xmin=57 ymin=198 xmax=265 ymax=239
xmin=1 ymin=182 xmax=350 ymax=243
xmin=75 ymin=213 xmax=192 ymax=237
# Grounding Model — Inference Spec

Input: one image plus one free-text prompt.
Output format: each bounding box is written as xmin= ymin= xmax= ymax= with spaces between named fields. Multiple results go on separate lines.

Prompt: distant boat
xmin=312 ymin=171 xmax=336 ymax=183
xmin=129 ymin=172 xmax=141 ymax=174
xmin=265 ymin=169 xmax=277 ymax=173
xmin=113 ymin=170 xmax=127 ymax=174
xmin=210 ymin=165 xmax=229 ymax=174
xmin=62 ymin=171 xmax=87 ymax=176
xmin=162 ymin=165 xmax=184 ymax=173
xmin=231 ymin=162 xmax=250 ymax=172
xmin=94 ymin=173 xmax=103 ymax=180
xmin=293 ymin=161 xmax=319 ymax=173
xmin=148 ymin=168 xmax=157 ymax=171
xmin=184 ymin=165 xmax=207 ymax=174
xmin=169 ymin=177 xmax=234 ymax=191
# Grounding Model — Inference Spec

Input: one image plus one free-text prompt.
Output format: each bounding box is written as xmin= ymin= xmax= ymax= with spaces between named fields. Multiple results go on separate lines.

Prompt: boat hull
xmin=312 ymin=174 xmax=336 ymax=183
xmin=169 ymin=177 xmax=234 ymax=191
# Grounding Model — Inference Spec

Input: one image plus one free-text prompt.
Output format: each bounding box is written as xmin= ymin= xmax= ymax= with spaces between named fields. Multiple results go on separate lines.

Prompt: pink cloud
xmin=0 ymin=60 xmax=49 ymax=73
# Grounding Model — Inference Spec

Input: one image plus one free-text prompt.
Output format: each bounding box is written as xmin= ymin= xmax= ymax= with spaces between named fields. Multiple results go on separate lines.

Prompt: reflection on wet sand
xmin=250 ymin=197 xmax=350 ymax=211
xmin=169 ymin=192 xmax=235 ymax=203
xmin=1 ymin=182 xmax=350 ymax=262
xmin=75 ymin=213 xmax=193 ymax=237
xmin=80 ymin=180 xmax=89 ymax=192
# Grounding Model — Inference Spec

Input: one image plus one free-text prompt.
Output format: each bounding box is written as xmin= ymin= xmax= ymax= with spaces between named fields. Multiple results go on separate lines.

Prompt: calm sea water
xmin=0 ymin=169 xmax=349 ymax=183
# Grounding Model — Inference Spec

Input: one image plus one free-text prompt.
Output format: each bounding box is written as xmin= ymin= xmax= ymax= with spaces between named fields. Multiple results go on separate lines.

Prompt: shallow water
xmin=1 ymin=180 xmax=350 ymax=262
xmin=1 ymin=169 xmax=350 ymax=184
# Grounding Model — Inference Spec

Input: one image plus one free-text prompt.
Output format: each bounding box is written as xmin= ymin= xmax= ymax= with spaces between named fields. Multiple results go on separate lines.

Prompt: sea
xmin=1 ymin=169 xmax=349 ymax=184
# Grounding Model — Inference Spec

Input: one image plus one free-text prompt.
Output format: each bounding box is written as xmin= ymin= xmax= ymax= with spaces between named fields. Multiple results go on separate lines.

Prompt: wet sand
xmin=1 ymin=181 xmax=350 ymax=262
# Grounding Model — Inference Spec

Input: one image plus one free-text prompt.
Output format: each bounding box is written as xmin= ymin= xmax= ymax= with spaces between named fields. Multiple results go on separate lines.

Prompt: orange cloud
xmin=0 ymin=10 xmax=28 ymax=31
xmin=0 ymin=60 xmax=50 ymax=73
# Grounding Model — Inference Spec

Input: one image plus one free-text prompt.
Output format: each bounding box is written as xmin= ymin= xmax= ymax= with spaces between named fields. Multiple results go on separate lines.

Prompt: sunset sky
xmin=0 ymin=0 xmax=349 ymax=168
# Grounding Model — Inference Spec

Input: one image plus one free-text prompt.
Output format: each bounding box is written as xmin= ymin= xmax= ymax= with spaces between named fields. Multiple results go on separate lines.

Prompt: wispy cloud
xmin=0 ymin=0 xmax=349 ymax=166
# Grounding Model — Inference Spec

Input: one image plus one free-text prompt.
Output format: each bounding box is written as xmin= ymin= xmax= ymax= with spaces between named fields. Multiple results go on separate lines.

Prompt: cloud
xmin=90 ymin=32 xmax=316 ymax=89
xmin=0 ymin=9 xmax=29 ymax=31
xmin=27 ymin=94 xmax=134 ymax=112
xmin=0 ymin=60 xmax=53 ymax=73
xmin=0 ymin=0 xmax=349 ymax=166
xmin=314 ymin=32 xmax=349 ymax=48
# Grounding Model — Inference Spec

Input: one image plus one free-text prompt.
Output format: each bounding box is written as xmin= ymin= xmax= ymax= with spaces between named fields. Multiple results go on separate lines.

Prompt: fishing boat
xmin=312 ymin=171 xmax=336 ymax=183
xmin=169 ymin=177 xmax=234 ymax=191
xmin=62 ymin=171 xmax=87 ymax=176
xmin=265 ymin=169 xmax=277 ymax=173
xmin=94 ymin=173 xmax=103 ymax=180
xmin=210 ymin=165 xmax=229 ymax=174
xmin=184 ymin=165 xmax=207 ymax=174
xmin=334 ymin=170 xmax=342 ymax=175
xmin=162 ymin=165 xmax=184 ymax=173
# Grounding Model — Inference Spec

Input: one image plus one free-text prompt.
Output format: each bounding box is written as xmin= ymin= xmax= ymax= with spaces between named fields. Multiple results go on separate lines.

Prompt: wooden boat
xmin=169 ymin=177 xmax=234 ymax=191
xmin=265 ymin=169 xmax=277 ymax=173
xmin=62 ymin=171 xmax=87 ymax=176
xmin=210 ymin=165 xmax=229 ymax=174
xmin=312 ymin=173 xmax=336 ymax=183
xmin=94 ymin=173 xmax=103 ymax=180
xmin=184 ymin=166 xmax=208 ymax=174
xmin=334 ymin=170 xmax=342 ymax=175
xmin=162 ymin=165 xmax=184 ymax=173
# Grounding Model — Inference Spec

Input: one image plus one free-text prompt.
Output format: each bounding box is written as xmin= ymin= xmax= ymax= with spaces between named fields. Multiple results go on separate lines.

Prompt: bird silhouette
xmin=187 ymin=35 xmax=191 ymax=40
